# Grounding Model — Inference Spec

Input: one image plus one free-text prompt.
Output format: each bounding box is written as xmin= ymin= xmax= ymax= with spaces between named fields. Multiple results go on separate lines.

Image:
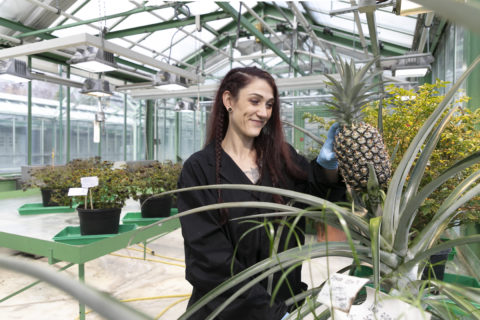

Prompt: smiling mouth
xmin=250 ymin=119 xmax=265 ymax=127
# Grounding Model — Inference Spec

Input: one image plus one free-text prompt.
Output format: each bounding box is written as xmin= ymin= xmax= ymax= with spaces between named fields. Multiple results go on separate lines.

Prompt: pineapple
xmin=324 ymin=56 xmax=391 ymax=189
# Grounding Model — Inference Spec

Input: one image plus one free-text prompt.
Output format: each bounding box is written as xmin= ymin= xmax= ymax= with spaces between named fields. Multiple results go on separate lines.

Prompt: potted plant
xmin=22 ymin=165 xmax=72 ymax=207
xmin=129 ymin=161 xmax=182 ymax=218
xmin=69 ymin=158 xmax=132 ymax=235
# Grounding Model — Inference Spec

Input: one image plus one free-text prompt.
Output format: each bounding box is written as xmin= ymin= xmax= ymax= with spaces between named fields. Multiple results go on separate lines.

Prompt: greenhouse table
xmin=0 ymin=218 xmax=180 ymax=320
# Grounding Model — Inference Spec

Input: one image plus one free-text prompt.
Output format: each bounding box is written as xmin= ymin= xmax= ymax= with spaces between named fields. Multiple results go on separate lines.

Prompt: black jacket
xmin=178 ymin=142 xmax=345 ymax=320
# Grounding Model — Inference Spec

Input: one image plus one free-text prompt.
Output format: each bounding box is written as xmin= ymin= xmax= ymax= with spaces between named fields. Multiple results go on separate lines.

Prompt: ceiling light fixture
xmin=391 ymin=53 xmax=434 ymax=78
xmin=154 ymin=71 xmax=189 ymax=91
xmin=393 ymin=67 xmax=430 ymax=77
xmin=0 ymin=59 xmax=31 ymax=82
xmin=174 ymin=100 xmax=198 ymax=112
xmin=68 ymin=46 xmax=117 ymax=73
xmin=80 ymin=78 xmax=114 ymax=97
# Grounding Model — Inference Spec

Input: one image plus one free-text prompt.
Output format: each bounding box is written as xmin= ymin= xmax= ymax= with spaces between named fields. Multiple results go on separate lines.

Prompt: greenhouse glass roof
xmin=0 ymin=0 xmax=462 ymax=100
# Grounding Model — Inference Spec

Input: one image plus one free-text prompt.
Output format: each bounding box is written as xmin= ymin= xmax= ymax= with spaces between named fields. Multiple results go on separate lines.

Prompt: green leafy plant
xmin=135 ymin=55 xmax=480 ymax=320
xmin=363 ymin=80 xmax=480 ymax=231
xmin=23 ymin=165 xmax=73 ymax=206
xmin=69 ymin=158 xmax=132 ymax=209
xmin=129 ymin=161 xmax=182 ymax=203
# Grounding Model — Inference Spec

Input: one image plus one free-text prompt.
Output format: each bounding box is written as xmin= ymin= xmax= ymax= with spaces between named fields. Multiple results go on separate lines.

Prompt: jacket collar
xmin=204 ymin=142 xmax=273 ymax=201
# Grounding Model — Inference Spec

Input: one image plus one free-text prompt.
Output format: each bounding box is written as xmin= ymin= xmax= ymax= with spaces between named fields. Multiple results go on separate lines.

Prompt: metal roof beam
xmin=0 ymin=17 xmax=55 ymax=40
xmin=104 ymin=11 xmax=229 ymax=39
xmin=0 ymin=33 xmax=199 ymax=81
xmin=15 ymin=5 xmax=171 ymax=39
xmin=288 ymin=2 xmax=334 ymax=66
xmin=216 ymin=2 xmax=305 ymax=76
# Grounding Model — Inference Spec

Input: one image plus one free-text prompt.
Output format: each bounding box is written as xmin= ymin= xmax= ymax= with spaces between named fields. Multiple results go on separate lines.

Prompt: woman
xmin=178 ymin=67 xmax=345 ymax=319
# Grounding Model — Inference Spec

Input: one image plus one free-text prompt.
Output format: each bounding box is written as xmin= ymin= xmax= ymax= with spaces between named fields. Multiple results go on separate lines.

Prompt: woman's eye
xmin=250 ymin=100 xmax=259 ymax=105
xmin=266 ymin=103 xmax=274 ymax=109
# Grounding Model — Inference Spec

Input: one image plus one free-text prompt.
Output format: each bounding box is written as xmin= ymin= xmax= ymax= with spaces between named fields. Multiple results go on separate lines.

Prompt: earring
xmin=227 ymin=107 xmax=233 ymax=113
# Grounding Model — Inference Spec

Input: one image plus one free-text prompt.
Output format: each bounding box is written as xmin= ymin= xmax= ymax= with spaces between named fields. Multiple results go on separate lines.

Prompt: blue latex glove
xmin=316 ymin=123 xmax=340 ymax=170
xmin=281 ymin=312 xmax=290 ymax=320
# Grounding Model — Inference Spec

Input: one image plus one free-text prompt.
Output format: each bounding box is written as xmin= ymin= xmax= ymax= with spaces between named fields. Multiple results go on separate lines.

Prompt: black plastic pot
xmin=139 ymin=195 xmax=172 ymax=218
xmin=77 ymin=207 xmax=121 ymax=235
xmin=41 ymin=188 xmax=68 ymax=207
xmin=422 ymin=248 xmax=452 ymax=281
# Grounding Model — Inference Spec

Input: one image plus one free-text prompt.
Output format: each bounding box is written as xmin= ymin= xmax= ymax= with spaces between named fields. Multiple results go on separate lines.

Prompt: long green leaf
xmin=238 ymin=208 xmax=385 ymax=251
xmin=370 ymin=217 xmax=382 ymax=291
xmin=394 ymin=152 xmax=480 ymax=253
xmin=0 ymin=255 xmax=151 ymax=320
xmin=431 ymin=280 xmax=480 ymax=306
xmin=410 ymin=178 xmax=480 ymax=255
xmin=398 ymin=235 xmax=480 ymax=274
xmin=281 ymin=120 xmax=325 ymax=145
xmin=412 ymin=0 xmax=480 ymax=36
xmin=383 ymin=54 xmax=480 ymax=246
xmin=180 ymin=243 xmax=356 ymax=320
xmin=435 ymin=286 xmax=480 ymax=319
xmin=179 ymin=242 xmax=398 ymax=320
xmin=401 ymin=106 xmax=458 ymax=214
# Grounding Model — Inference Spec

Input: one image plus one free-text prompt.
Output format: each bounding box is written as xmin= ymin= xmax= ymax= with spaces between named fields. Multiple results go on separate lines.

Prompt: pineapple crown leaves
xmin=324 ymin=56 xmax=383 ymax=124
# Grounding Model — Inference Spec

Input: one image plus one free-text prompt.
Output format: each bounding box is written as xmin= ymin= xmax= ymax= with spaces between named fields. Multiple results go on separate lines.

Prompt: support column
xmin=27 ymin=57 xmax=32 ymax=165
xmin=66 ymin=66 xmax=71 ymax=162
xmin=78 ymin=263 xmax=85 ymax=320
xmin=124 ymin=91 xmax=127 ymax=161
xmin=466 ymin=29 xmax=480 ymax=111
xmin=145 ymin=100 xmax=155 ymax=160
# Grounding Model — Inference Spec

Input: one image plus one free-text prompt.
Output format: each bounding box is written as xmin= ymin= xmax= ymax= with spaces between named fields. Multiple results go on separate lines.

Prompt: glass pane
xmin=445 ymin=24 xmax=455 ymax=91
xmin=157 ymin=107 xmax=176 ymax=162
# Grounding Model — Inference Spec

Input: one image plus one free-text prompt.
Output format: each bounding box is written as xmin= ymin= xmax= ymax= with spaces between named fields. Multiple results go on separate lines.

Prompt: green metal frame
xmin=27 ymin=57 xmax=32 ymax=166
xmin=145 ymin=100 xmax=155 ymax=160
xmin=15 ymin=5 xmax=172 ymax=40
xmin=217 ymin=2 xmax=305 ymax=76
xmin=104 ymin=11 xmax=229 ymax=39
xmin=466 ymin=29 xmax=480 ymax=111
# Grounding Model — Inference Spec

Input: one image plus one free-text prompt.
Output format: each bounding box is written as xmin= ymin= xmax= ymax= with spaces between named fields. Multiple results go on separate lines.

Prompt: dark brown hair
xmin=206 ymin=67 xmax=307 ymax=222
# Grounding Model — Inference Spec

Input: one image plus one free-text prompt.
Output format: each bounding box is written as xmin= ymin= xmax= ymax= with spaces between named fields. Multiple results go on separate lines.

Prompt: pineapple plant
xmin=324 ymin=56 xmax=391 ymax=190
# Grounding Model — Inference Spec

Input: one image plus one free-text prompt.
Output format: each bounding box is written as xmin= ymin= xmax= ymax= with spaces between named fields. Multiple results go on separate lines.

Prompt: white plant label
xmin=317 ymin=273 xmax=369 ymax=313
xmin=93 ymin=120 xmax=100 ymax=143
xmin=331 ymin=286 xmax=431 ymax=320
xmin=68 ymin=187 xmax=89 ymax=196
xmin=81 ymin=176 xmax=99 ymax=188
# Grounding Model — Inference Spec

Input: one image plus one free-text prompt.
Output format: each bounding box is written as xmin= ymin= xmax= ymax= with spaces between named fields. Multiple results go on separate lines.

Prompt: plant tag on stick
xmin=81 ymin=176 xmax=98 ymax=188
xmin=68 ymin=188 xmax=88 ymax=196
xmin=317 ymin=273 xmax=369 ymax=313
xmin=331 ymin=286 xmax=431 ymax=320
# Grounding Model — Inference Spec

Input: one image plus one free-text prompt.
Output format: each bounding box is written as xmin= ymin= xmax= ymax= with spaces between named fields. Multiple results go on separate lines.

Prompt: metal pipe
xmin=128 ymin=0 xmax=245 ymax=69
xmin=417 ymin=12 xmax=435 ymax=53
xmin=30 ymin=71 xmax=83 ymax=88
xmin=355 ymin=52 xmax=433 ymax=63
xmin=242 ymin=2 xmax=290 ymax=49
xmin=288 ymin=2 xmax=334 ymax=64
xmin=329 ymin=0 xmax=394 ymax=16
xmin=0 ymin=33 xmax=21 ymax=44
xmin=272 ymin=2 xmax=294 ymax=27
xmin=350 ymin=0 xmax=369 ymax=56
xmin=25 ymin=0 xmax=196 ymax=72
xmin=16 ymin=5 xmax=171 ymax=39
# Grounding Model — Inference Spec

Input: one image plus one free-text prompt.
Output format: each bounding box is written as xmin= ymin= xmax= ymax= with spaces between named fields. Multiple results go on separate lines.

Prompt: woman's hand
xmin=316 ymin=123 xmax=339 ymax=170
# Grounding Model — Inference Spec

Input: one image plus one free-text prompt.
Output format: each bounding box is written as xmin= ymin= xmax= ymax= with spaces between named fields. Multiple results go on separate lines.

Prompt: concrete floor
xmin=0 ymin=194 xmax=352 ymax=320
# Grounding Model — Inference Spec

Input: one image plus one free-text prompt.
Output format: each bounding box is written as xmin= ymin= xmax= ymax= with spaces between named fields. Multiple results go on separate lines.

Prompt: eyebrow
xmin=248 ymin=93 xmax=274 ymax=102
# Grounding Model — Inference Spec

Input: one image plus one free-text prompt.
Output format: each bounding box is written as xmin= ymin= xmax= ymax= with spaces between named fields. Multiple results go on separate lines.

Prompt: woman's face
xmin=223 ymin=78 xmax=274 ymax=139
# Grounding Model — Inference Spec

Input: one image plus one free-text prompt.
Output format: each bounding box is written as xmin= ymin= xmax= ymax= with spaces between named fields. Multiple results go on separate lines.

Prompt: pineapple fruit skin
xmin=334 ymin=122 xmax=391 ymax=189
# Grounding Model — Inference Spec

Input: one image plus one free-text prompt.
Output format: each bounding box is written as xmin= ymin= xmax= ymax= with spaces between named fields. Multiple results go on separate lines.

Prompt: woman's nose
xmin=257 ymin=104 xmax=268 ymax=118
